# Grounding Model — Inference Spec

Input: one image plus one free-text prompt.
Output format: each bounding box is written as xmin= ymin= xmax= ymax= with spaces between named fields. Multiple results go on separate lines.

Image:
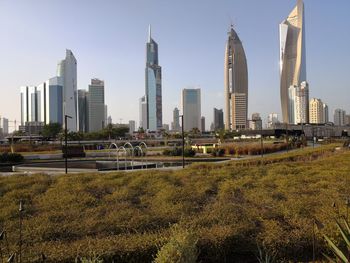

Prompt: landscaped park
xmin=0 ymin=138 xmax=350 ymax=262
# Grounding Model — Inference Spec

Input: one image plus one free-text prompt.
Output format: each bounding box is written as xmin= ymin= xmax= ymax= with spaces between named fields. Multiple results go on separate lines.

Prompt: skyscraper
xmin=172 ymin=107 xmax=180 ymax=132
xmin=309 ymin=98 xmax=324 ymax=124
xmin=280 ymin=0 xmax=306 ymax=124
xmin=139 ymin=95 xmax=147 ymax=129
xmin=334 ymin=109 xmax=346 ymax=126
xmin=78 ymin=89 xmax=89 ymax=132
xmin=57 ymin=49 xmax=78 ymax=131
xmin=88 ymin=79 xmax=105 ymax=132
xmin=224 ymin=25 xmax=248 ymax=130
xmin=129 ymin=120 xmax=136 ymax=133
xmin=323 ymin=103 xmax=329 ymax=123
xmin=213 ymin=108 xmax=224 ymax=131
xmin=145 ymin=26 xmax=162 ymax=131
xmin=45 ymin=77 xmax=64 ymax=125
xmin=250 ymin=113 xmax=262 ymax=131
xmin=201 ymin=116 xmax=205 ymax=132
xmin=267 ymin=113 xmax=279 ymax=128
xmin=182 ymin=88 xmax=201 ymax=132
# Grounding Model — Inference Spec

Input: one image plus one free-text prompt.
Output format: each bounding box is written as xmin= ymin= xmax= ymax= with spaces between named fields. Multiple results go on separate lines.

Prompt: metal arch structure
xmin=108 ymin=143 xmax=118 ymax=159
xmin=123 ymin=142 xmax=134 ymax=170
xmin=134 ymin=146 xmax=144 ymax=169
xmin=138 ymin=141 xmax=148 ymax=155
xmin=117 ymin=146 xmax=127 ymax=170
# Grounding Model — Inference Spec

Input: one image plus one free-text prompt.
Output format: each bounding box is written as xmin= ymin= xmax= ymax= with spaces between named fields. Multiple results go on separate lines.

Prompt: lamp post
xmin=180 ymin=115 xmax=185 ymax=168
xmin=64 ymin=115 xmax=72 ymax=174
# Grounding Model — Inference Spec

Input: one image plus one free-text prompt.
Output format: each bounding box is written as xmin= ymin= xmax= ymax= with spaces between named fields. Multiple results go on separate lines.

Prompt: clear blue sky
xmin=0 ymin=0 xmax=349 ymax=129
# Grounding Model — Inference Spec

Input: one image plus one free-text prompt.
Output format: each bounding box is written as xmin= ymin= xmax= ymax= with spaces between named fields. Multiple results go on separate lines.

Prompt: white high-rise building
xmin=20 ymin=77 xmax=64 ymax=127
xmin=182 ymin=88 xmax=201 ymax=132
xmin=129 ymin=120 xmax=136 ymax=133
xmin=334 ymin=109 xmax=346 ymax=126
xmin=323 ymin=103 xmax=329 ymax=123
xmin=57 ymin=49 xmax=77 ymax=131
xmin=0 ymin=117 xmax=9 ymax=135
xmin=172 ymin=107 xmax=180 ymax=131
xmin=309 ymin=98 xmax=324 ymax=124
xmin=267 ymin=113 xmax=279 ymax=128
xmin=139 ymin=95 xmax=147 ymax=129
xmin=44 ymin=77 xmax=64 ymax=125
xmin=249 ymin=113 xmax=262 ymax=130
xmin=288 ymin=81 xmax=309 ymax=124
xmin=88 ymin=79 xmax=105 ymax=132
xmin=280 ymin=0 xmax=307 ymax=123
xmin=224 ymin=26 xmax=248 ymax=130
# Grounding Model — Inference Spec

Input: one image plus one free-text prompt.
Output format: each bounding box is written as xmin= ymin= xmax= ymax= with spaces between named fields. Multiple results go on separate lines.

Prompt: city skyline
xmin=0 ymin=0 xmax=349 ymax=130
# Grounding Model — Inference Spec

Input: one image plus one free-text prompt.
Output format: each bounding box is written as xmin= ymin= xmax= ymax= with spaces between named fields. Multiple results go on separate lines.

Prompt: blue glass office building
xmin=145 ymin=26 xmax=162 ymax=131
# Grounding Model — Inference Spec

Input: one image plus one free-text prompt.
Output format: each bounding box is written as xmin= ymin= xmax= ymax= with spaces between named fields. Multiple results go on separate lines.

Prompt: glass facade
xmin=145 ymin=28 xmax=162 ymax=131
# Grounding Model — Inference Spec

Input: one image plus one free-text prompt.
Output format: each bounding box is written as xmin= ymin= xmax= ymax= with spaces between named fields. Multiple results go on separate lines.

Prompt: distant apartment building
xmin=129 ymin=120 xmax=136 ymax=133
xmin=267 ymin=113 xmax=279 ymax=129
xmin=249 ymin=113 xmax=262 ymax=130
xmin=309 ymin=98 xmax=324 ymax=124
xmin=201 ymin=116 xmax=205 ymax=132
xmin=334 ymin=109 xmax=346 ymax=126
xmin=88 ymin=79 xmax=105 ymax=132
xmin=139 ymin=95 xmax=147 ymax=130
xmin=0 ymin=117 xmax=9 ymax=135
xmin=172 ymin=107 xmax=180 ymax=131
xmin=345 ymin=115 xmax=350 ymax=126
xmin=288 ymin=81 xmax=309 ymax=124
xmin=323 ymin=103 xmax=329 ymax=123
xmin=78 ymin=89 xmax=89 ymax=132
xmin=213 ymin=108 xmax=224 ymax=131
xmin=182 ymin=88 xmax=201 ymax=132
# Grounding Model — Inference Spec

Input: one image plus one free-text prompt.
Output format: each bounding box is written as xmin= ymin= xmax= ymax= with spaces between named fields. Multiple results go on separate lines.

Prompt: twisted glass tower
xmin=145 ymin=25 xmax=162 ymax=131
xmin=224 ymin=26 xmax=248 ymax=130
xmin=280 ymin=0 xmax=306 ymax=124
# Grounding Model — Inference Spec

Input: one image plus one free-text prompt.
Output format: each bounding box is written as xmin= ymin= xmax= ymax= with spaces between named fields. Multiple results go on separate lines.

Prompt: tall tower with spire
xmin=224 ymin=25 xmax=248 ymax=130
xmin=280 ymin=0 xmax=306 ymax=124
xmin=145 ymin=25 xmax=162 ymax=131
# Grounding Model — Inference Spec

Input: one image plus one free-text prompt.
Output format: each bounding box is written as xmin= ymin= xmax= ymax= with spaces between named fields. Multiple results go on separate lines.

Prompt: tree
xmin=41 ymin=123 xmax=62 ymax=139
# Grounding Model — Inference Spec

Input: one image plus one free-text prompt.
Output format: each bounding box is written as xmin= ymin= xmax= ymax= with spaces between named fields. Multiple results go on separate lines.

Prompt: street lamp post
xmin=64 ymin=115 xmax=72 ymax=174
xmin=180 ymin=115 xmax=185 ymax=168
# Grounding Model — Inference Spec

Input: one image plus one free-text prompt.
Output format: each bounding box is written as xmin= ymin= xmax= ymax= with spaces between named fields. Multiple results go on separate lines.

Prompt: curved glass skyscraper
xmin=280 ymin=0 xmax=306 ymax=124
xmin=145 ymin=26 xmax=162 ymax=131
xmin=224 ymin=26 xmax=248 ymax=130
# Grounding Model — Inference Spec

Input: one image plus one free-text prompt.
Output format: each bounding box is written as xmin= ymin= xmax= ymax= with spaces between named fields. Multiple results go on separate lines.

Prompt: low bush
xmin=211 ymin=148 xmax=225 ymax=157
xmin=163 ymin=147 xmax=196 ymax=157
xmin=0 ymin=152 xmax=24 ymax=163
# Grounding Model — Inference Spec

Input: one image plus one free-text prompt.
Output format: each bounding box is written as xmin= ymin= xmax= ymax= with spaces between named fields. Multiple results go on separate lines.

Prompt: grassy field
xmin=0 ymin=144 xmax=349 ymax=262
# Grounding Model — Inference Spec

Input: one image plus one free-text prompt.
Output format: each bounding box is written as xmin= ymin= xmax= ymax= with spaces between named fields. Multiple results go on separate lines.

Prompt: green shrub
xmin=0 ymin=152 xmax=24 ymax=163
xmin=212 ymin=148 xmax=225 ymax=157
xmin=163 ymin=147 xmax=195 ymax=157
xmin=154 ymin=224 xmax=198 ymax=263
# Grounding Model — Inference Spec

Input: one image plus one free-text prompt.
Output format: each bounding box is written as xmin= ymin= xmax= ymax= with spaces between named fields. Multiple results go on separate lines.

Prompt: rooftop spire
xmin=148 ymin=24 xmax=152 ymax=42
